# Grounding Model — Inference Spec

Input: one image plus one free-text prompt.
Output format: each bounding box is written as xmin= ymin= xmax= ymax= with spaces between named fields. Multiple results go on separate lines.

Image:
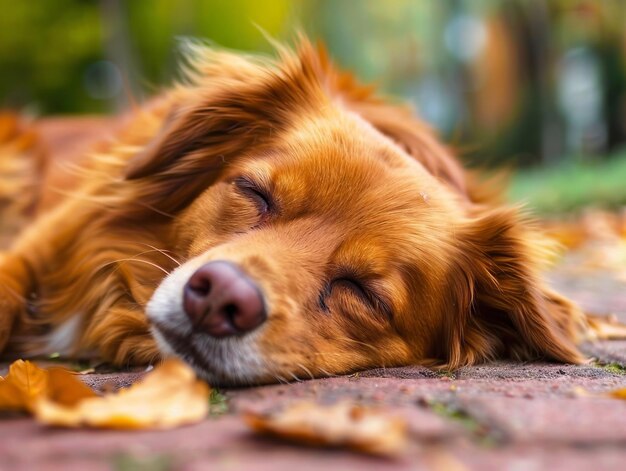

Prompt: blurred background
xmin=1 ymin=0 xmax=626 ymax=213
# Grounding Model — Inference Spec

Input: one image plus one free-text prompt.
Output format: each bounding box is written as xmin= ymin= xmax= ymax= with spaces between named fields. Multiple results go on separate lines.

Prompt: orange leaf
xmin=46 ymin=367 xmax=98 ymax=406
xmin=609 ymin=388 xmax=626 ymax=400
xmin=0 ymin=377 xmax=24 ymax=410
xmin=0 ymin=360 xmax=49 ymax=411
xmin=34 ymin=358 xmax=210 ymax=429
xmin=245 ymin=401 xmax=408 ymax=457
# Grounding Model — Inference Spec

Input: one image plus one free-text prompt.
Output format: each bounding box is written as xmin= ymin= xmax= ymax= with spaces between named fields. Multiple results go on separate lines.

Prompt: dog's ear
xmin=125 ymin=50 xmax=287 ymax=183
xmin=438 ymin=209 xmax=586 ymax=368
xmin=123 ymin=45 xmax=324 ymax=213
xmin=124 ymin=94 xmax=266 ymax=182
xmin=123 ymin=92 xmax=275 ymax=214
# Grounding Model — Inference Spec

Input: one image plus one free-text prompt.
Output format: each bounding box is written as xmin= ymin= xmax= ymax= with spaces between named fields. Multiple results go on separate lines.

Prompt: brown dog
xmin=0 ymin=40 xmax=623 ymax=385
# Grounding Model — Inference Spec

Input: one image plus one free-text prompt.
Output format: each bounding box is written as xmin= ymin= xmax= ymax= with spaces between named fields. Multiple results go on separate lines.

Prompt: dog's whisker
xmin=272 ymin=373 xmax=288 ymax=384
xmin=288 ymin=372 xmax=302 ymax=382
xmin=138 ymin=243 xmax=182 ymax=266
xmin=263 ymin=360 xmax=289 ymax=385
xmin=125 ymin=248 xmax=181 ymax=268
xmin=297 ymin=362 xmax=315 ymax=380
xmin=97 ymin=257 xmax=171 ymax=276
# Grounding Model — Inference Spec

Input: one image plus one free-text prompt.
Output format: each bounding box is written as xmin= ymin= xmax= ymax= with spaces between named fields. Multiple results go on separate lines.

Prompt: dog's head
xmin=137 ymin=40 xmax=584 ymax=385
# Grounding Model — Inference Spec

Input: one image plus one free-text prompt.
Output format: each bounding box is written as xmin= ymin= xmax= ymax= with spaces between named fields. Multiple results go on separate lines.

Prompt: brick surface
xmin=457 ymin=396 xmax=626 ymax=444
xmin=453 ymin=444 xmax=626 ymax=471
xmin=81 ymin=372 xmax=147 ymax=393
xmin=228 ymin=378 xmax=465 ymax=441
xmin=455 ymin=361 xmax=621 ymax=380
xmin=6 ymin=362 xmax=622 ymax=405
xmin=0 ymin=416 xmax=433 ymax=471
xmin=1 ymin=263 xmax=626 ymax=470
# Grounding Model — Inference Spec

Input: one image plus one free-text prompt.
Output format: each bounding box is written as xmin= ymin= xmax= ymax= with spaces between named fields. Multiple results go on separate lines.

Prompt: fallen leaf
xmin=608 ymin=388 xmax=626 ymax=400
xmin=46 ymin=367 xmax=98 ymax=406
xmin=34 ymin=358 xmax=210 ymax=429
xmin=0 ymin=360 xmax=49 ymax=411
xmin=0 ymin=378 xmax=24 ymax=410
xmin=245 ymin=401 xmax=407 ymax=457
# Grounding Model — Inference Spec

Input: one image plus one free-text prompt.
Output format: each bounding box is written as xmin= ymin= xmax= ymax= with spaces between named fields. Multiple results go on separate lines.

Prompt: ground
xmin=1 ymin=253 xmax=625 ymax=471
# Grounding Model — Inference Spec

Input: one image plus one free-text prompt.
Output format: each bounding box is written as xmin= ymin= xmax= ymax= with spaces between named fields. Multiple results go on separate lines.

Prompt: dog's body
xmin=0 ymin=41 xmax=623 ymax=385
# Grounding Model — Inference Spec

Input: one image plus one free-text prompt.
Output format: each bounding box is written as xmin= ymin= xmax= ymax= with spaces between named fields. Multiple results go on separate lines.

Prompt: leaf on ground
xmin=608 ymin=387 xmax=626 ymax=400
xmin=0 ymin=378 xmax=26 ymax=410
xmin=46 ymin=367 xmax=98 ymax=406
xmin=34 ymin=358 xmax=210 ymax=429
xmin=244 ymin=401 xmax=408 ymax=457
xmin=0 ymin=360 xmax=49 ymax=411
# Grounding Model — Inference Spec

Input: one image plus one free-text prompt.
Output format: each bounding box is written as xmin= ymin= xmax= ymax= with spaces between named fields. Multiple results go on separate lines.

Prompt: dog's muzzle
xmin=182 ymin=261 xmax=267 ymax=338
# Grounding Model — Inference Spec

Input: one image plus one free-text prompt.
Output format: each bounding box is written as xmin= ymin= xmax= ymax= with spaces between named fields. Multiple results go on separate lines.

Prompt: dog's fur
xmin=0 ymin=40 xmax=623 ymax=385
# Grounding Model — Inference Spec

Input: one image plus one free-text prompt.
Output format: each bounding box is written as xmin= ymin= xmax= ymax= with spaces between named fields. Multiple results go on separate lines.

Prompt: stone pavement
xmin=1 ymin=261 xmax=625 ymax=471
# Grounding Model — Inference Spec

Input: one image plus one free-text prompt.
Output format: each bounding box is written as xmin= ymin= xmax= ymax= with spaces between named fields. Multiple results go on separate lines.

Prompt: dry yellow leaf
xmin=34 ymin=358 xmax=210 ymax=429
xmin=0 ymin=360 xmax=49 ymax=411
xmin=245 ymin=401 xmax=408 ymax=457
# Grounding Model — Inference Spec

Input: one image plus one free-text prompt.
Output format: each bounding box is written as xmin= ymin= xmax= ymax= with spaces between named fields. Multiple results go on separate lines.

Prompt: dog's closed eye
xmin=233 ymin=176 xmax=274 ymax=218
xmin=321 ymin=277 xmax=393 ymax=321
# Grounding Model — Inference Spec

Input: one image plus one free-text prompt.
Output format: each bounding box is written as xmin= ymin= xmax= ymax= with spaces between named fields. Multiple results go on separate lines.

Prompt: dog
xmin=0 ymin=39 xmax=624 ymax=386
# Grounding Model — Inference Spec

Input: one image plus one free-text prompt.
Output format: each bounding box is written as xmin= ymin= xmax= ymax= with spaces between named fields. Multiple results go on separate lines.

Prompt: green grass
xmin=594 ymin=361 xmax=626 ymax=375
xmin=430 ymin=402 xmax=480 ymax=431
xmin=429 ymin=401 xmax=497 ymax=446
xmin=508 ymin=148 xmax=626 ymax=214
xmin=209 ymin=389 xmax=228 ymax=416
xmin=436 ymin=369 xmax=456 ymax=379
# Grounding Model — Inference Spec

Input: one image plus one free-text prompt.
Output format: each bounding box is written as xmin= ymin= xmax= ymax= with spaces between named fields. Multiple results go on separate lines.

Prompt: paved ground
xmin=1 ymin=258 xmax=625 ymax=471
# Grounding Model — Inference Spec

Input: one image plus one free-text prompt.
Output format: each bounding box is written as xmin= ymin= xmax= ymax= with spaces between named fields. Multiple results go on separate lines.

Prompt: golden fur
xmin=0 ymin=39 xmax=623 ymax=385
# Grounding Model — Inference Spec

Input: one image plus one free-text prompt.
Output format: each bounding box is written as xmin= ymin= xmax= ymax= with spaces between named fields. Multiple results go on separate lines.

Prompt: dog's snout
xmin=183 ymin=261 xmax=266 ymax=337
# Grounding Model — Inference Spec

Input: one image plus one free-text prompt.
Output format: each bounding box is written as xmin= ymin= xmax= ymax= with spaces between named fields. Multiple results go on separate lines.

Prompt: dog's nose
xmin=183 ymin=261 xmax=266 ymax=337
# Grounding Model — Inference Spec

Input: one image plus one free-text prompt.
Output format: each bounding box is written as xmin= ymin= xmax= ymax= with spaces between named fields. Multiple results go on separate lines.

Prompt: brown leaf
xmin=0 ymin=377 xmax=24 ymax=410
xmin=245 ymin=401 xmax=408 ymax=457
xmin=34 ymin=358 xmax=210 ymax=429
xmin=0 ymin=360 xmax=49 ymax=411
xmin=46 ymin=367 xmax=98 ymax=406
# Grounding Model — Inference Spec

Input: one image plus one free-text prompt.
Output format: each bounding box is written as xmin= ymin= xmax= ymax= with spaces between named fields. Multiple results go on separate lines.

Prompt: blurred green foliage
xmin=1 ymin=0 xmax=625 ymax=171
xmin=0 ymin=0 xmax=297 ymax=113
xmin=124 ymin=0 xmax=294 ymax=84
xmin=0 ymin=0 xmax=103 ymax=113
xmin=509 ymin=149 xmax=626 ymax=213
